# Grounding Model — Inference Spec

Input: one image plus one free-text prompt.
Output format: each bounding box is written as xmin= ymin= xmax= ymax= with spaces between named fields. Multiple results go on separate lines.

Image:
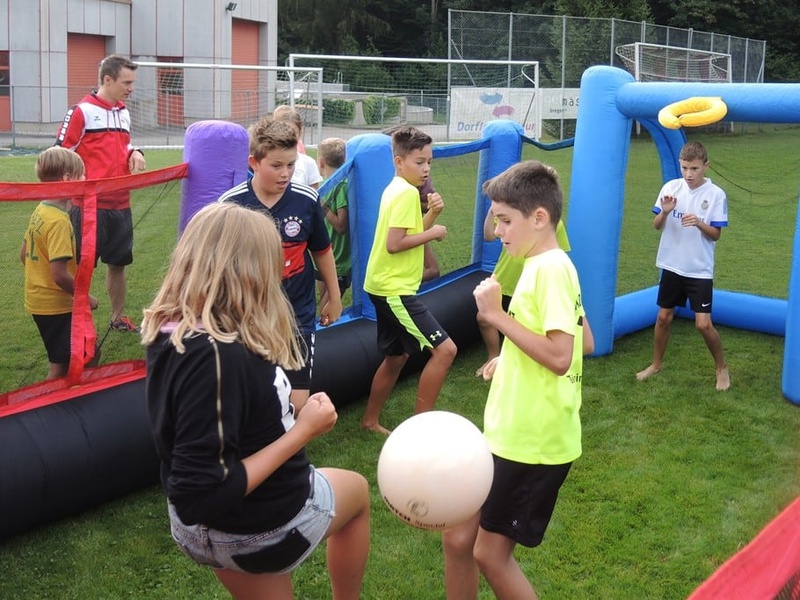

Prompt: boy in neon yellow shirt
xmin=443 ymin=160 xmax=593 ymax=599
xmin=476 ymin=209 xmax=571 ymax=377
xmin=361 ymin=126 xmax=456 ymax=434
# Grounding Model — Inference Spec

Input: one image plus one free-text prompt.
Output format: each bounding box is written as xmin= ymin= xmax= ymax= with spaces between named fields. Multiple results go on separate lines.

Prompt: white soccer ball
xmin=377 ymin=411 xmax=494 ymax=530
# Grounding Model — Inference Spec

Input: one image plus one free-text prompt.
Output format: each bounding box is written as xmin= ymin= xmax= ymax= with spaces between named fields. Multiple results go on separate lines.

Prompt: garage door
xmin=0 ymin=52 xmax=9 ymax=131
xmin=67 ymin=34 xmax=107 ymax=106
xmin=231 ymin=19 xmax=259 ymax=124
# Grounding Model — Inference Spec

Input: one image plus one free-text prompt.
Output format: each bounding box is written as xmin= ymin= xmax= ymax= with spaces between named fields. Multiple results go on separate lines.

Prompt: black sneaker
xmin=109 ymin=316 xmax=141 ymax=333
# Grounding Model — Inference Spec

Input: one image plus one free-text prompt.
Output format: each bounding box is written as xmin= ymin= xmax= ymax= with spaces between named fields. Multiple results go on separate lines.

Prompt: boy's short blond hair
xmin=318 ymin=137 xmax=346 ymax=169
xmin=483 ymin=160 xmax=563 ymax=222
xmin=272 ymin=105 xmax=303 ymax=134
xmin=35 ymin=147 xmax=85 ymax=182
xmin=390 ymin=126 xmax=432 ymax=158
xmin=248 ymin=116 xmax=298 ymax=161
xmin=679 ymin=141 xmax=708 ymax=163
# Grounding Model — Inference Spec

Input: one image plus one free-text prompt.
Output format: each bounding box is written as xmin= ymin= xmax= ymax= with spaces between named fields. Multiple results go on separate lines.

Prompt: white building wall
xmin=10 ymin=0 xmax=53 ymax=123
xmin=2 ymin=0 xmax=277 ymax=128
xmin=0 ymin=0 xmax=8 ymax=49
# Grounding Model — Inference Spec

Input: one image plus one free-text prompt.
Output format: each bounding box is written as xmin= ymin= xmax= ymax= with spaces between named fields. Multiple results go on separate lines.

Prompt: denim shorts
xmin=168 ymin=468 xmax=335 ymax=574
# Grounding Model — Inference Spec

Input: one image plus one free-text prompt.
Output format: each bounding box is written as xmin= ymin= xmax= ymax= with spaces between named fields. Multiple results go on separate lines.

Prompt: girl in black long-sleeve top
xmin=142 ymin=202 xmax=369 ymax=599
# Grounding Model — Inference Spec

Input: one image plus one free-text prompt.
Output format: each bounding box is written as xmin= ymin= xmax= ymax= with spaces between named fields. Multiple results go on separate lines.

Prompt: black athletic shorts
xmin=70 ymin=207 xmax=134 ymax=267
xmin=32 ymin=312 xmax=72 ymax=365
xmin=315 ymin=271 xmax=352 ymax=296
xmin=657 ymin=269 xmax=714 ymax=313
xmin=285 ymin=331 xmax=315 ymax=391
xmin=369 ymin=293 xmax=450 ymax=356
xmin=480 ymin=455 xmax=572 ymax=548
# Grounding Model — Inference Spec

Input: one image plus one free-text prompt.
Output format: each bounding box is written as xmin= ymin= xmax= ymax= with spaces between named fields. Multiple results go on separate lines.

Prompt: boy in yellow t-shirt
xmin=475 ymin=210 xmax=571 ymax=377
xmin=21 ymin=147 xmax=99 ymax=380
xmin=361 ymin=126 xmax=456 ymax=434
xmin=442 ymin=160 xmax=593 ymax=599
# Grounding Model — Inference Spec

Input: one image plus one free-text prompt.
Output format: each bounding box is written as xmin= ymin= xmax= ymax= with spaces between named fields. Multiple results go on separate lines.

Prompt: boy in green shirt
xmin=361 ymin=127 xmax=456 ymax=434
xmin=443 ymin=160 xmax=593 ymax=599
xmin=316 ymin=137 xmax=351 ymax=308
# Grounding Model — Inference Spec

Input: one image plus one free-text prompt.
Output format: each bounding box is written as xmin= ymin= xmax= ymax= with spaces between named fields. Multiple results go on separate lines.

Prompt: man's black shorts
xmin=70 ymin=207 xmax=134 ymax=267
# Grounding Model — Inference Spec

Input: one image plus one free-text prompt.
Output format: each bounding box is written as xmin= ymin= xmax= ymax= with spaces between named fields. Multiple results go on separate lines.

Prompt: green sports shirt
xmin=322 ymin=180 xmax=351 ymax=277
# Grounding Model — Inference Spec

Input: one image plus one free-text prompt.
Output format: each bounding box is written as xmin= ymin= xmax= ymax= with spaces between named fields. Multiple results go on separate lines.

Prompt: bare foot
xmin=716 ymin=367 xmax=731 ymax=391
xmin=474 ymin=360 xmax=490 ymax=378
xmin=636 ymin=365 xmax=661 ymax=381
xmin=361 ymin=423 xmax=391 ymax=435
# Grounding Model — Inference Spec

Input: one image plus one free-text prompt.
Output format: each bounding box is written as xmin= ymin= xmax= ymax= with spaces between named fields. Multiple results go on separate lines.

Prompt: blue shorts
xmin=167 ymin=468 xmax=335 ymax=574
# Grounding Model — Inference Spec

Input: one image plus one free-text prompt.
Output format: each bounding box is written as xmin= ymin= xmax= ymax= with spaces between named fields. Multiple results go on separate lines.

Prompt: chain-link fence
xmin=287 ymin=54 xmax=541 ymax=142
xmin=0 ymin=64 xmax=324 ymax=152
xmin=447 ymin=10 xmax=764 ymax=139
xmin=0 ymin=10 xmax=766 ymax=151
xmin=448 ymin=9 xmax=765 ymax=87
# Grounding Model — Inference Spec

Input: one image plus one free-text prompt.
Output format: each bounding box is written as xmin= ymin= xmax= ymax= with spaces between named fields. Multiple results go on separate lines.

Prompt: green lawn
xmin=1 ymin=127 xmax=799 ymax=598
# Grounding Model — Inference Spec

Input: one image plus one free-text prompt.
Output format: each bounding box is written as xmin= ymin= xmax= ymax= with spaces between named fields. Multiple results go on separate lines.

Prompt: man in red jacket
xmin=56 ymin=54 xmax=147 ymax=332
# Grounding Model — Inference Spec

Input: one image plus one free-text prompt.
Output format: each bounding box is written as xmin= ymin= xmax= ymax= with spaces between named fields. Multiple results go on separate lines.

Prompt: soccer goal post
xmin=287 ymin=54 xmax=540 ymax=142
xmin=129 ymin=62 xmax=324 ymax=149
xmin=615 ymin=42 xmax=732 ymax=83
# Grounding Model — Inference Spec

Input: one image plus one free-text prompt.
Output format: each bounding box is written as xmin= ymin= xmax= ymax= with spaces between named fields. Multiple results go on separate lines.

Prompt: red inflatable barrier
xmin=688 ymin=497 xmax=800 ymax=600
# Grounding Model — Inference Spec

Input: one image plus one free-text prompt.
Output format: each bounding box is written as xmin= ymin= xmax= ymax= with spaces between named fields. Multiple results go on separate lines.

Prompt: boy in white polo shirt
xmin=636 ymin=141 xmax=730 ymax=391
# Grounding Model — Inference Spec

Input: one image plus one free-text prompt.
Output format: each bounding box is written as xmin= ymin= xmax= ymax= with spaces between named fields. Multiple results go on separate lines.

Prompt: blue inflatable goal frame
xmin=568 ymin=65 xmax=800 ymax=404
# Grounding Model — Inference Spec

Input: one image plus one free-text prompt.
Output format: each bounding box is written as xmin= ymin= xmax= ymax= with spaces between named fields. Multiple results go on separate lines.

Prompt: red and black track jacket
xmin=55 ymin=92 xmax=135 ymax=209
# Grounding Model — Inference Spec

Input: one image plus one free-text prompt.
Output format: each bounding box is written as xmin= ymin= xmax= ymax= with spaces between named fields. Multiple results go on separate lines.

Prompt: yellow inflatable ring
xmin=657 ymin=96 xmax=728 ymax=129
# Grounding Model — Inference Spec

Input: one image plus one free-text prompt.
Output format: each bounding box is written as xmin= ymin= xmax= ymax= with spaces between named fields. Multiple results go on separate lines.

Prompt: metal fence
xmin=0 ymin=10 xmax=766 ymax=151
xmin=448 ymin=9 xmax=765 ymax=88
xmin=0 ymin=64 xmax=325 ymax=152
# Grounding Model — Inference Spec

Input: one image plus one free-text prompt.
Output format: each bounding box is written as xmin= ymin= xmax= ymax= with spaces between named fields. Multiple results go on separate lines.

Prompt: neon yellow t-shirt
xmin=484 ymin=248 xmax=585 ymax=465
xmin=23 ymin=202 xmax=76 ymax=315
xmin=493 ymin=219 xmax=571 ymax=297
xmin=364 ymin=176 xmax=424 ymax=296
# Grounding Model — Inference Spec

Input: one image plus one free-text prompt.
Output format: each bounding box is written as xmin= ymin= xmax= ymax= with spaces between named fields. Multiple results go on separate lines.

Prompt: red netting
xmin=0 ymin=359 xmax=146 ymax=417
xmin=688 ymin=497 xmax=800 ymax=600
xmin=1 ymin=164 xmax=187 ymax=386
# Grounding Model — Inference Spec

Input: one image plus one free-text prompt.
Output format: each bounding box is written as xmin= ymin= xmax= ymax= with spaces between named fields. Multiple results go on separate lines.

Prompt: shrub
xmin=361 ymin=96 xmax=402 ymax=125
xmin=322 ymin=98 xmax=355 ymax=124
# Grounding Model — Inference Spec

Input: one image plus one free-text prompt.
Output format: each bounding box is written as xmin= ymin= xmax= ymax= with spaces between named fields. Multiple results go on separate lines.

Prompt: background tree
xmin=649 ymin=0 xmax=800 ymax=81
xmin=278 ymin=0 xmax=391 ymax=60
xmin=278 ymin=0 xmax=799 ymax=82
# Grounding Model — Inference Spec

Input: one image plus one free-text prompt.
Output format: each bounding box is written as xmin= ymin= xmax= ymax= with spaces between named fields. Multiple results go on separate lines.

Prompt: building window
xmin=0 ymin=52 xmax=9 ymax=97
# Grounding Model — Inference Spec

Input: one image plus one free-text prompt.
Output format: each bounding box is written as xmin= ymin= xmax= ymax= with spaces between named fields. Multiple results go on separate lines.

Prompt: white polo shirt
xmin=653 ymin=178 xmax=728 ymax=279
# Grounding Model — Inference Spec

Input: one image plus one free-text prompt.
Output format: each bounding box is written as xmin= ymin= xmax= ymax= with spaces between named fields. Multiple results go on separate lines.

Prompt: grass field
xmin=1 ymin=126 xmax=799 ymax=599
